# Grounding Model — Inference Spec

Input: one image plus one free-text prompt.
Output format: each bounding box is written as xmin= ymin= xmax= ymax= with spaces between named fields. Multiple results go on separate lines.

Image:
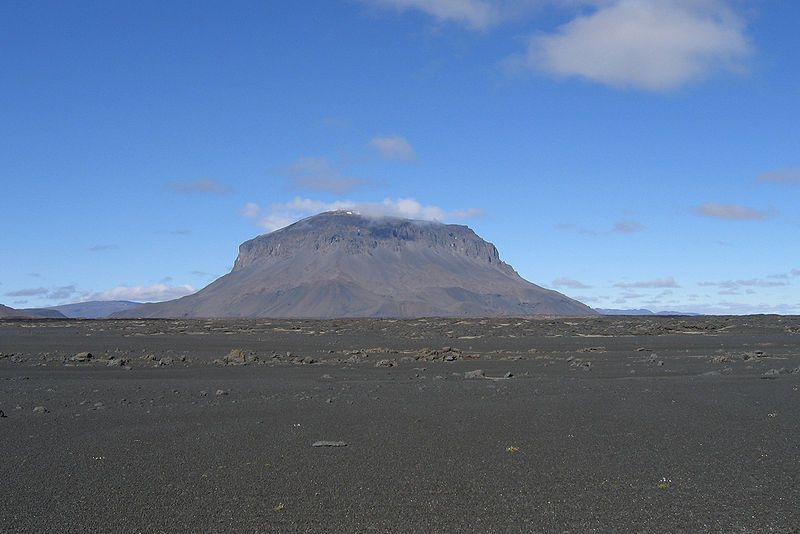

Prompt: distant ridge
xmin=21 ymin=308 xmax=68 ymax=319
xmin=38 ymin=300 xmax=143 ymax=319
xmin=115 ymin=211 xmax=595 ymax=318
xmin=595 ymin=308 xmax=701 ymax=316
xmin=0 ymin=304 xmax=34 ymax=319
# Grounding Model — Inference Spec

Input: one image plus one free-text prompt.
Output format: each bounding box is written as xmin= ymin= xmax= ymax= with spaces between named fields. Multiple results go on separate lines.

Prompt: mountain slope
xmin=115 ymin=211 xmax=595 ymax=318
xmin=20 ymin=308 xmax=68 ymax=319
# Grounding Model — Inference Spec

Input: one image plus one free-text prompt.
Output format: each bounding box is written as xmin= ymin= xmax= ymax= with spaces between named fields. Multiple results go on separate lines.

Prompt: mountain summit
xmin=117 ymin=211 xmax=594 ymax=318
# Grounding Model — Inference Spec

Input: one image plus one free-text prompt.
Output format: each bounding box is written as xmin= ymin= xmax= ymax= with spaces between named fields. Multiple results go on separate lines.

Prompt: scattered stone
xmin=312 ymin=440 xmax=347 ymax=447
xmin=416 ymin=347 xmax=462 ymax=362
xmin=648 ymin=353 xmax=659 ymax=363
xmin=70 ymin=352 xmax=92 ymax=363
xmin=222 ymin=348 xmax=258 ymax=365
xmin=321 ymin=374 xmax=333 ymax=380
xmin=199 ymin=390 xmax=208 ymax=397
xmin=710 ymin=355 xmax=732 ymax=364
xmin=657 ymin=360 xmax=665 ymax=366
xmin=0 ymin=410 xmax=6 ymax=418
xmin=107 ymin=358 xmax=126 ymax=367
xmin=375 ymin=359 xmax=396 ymax=368
xmin=464 ymin=369 xmax=485 ymax=380
xmin=32 ymin=406 xmax=48 ymax=414
xmin=215 ymin=389 xmax=229 ymax=396
xmin=504 ymin=372 xmax=514 ymax=379
xmin=292 ymin=356 xmax=317 ymax=365
xmin=761 ymin=368 xmax=789 ymax=379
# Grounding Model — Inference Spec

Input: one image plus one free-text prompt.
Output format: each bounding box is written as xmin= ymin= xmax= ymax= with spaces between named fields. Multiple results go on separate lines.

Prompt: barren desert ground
xmin=1 ymin=316 xmax=799 ymax=532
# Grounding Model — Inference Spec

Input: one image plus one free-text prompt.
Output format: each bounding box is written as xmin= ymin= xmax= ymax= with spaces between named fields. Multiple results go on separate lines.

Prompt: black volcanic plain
xmin=1 ymin=315 xmax=799 ymax=532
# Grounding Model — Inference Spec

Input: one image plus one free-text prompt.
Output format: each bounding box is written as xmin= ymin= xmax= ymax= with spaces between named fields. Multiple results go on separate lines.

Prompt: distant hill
xmin=0 ymin=304 xmax=33 ymax=319
xmin=596 ymin=308 xmax=701 ymax=316
xmin=22 ymin=308 xmax=68 ymax=319
xmin=115 ymin=211 xmax=596 ymax=318
xmin=41 ymin=300 xmax=143 ymax=319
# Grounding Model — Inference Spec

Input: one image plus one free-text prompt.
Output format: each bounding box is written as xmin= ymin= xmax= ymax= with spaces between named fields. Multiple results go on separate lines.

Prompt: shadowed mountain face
xmin=116 ymin=211 xmax=595 ymax=318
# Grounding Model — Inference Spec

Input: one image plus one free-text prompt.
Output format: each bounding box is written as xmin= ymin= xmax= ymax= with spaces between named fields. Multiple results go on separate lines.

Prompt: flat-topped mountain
xmin=115 ymin=211 xmax=595 ymax=318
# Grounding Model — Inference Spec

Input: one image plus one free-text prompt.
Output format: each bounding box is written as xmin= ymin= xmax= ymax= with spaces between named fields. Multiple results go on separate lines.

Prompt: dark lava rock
xmin=312 ymin=441 xmax=347 ymax=447
xmin=70 ymin=352 xmax=92 ymax=363
xmin=761 ymin=368 xmax=789 ymax=379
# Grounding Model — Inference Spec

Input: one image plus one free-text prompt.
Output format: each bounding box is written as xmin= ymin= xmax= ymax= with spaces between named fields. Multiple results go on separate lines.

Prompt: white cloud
xmin=557 ymin=219 xmax=645 ymax=236
xmin=611 ymin=220 xmax=644 ymax=233
xmin=757 ymin=169 xmax=800 ymax=184
xmin=694 ymin=202 xmax=774 ymax=221
xmin=4 ymin=287 xmax=48 ymax=297
xmin=168 ymin=179 xmax=231 ymax=194
xmin=552 ymin=277 xmax=591 ymax=289
xmin=521 ymin=0 xmax=751 ymax=91
xmin=615 ymin=277 xmax=679 ymax=289
xmin=369 ymin=136 xmax=417 ymax=161
xmin=240 ymin=202 xmax=261 ymax=218
xmin=88 ymin=283 xmax=196 ymax=303
xmin=699 ymin=278 xmax=789 ymax=290
xmin=363 ymin=0 xmax=508 ymax=30
xmin=241 ymin=197 xmax=485 ymax=232
xmin=286 ymin=157 xmax=370 ymax=193
xmin=89 ymin=244 xmax=118 ymax=252
xmin=366 ymin=0 xmax=751 ymax=91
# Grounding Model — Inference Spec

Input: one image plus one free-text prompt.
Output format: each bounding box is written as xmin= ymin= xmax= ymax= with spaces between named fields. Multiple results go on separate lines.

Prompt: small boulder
xmin=762 ymin=368 xmax=789 ymax=379
xmin=223 ymin=348 xmax=258 ymax=365
xmin=70 ymin=352 xmax=92 ymax=363
xmin=464 ymin=369 xmax=485 ymax=380
xmin=32 ymin=406 xmax=48 ymax=414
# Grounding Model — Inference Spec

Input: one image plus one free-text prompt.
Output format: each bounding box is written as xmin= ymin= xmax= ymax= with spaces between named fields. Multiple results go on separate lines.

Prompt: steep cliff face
xmin=232 ymin=212 xmax=506 ymax=272
xmin=116 ymin=211 xmax=596 ymax=318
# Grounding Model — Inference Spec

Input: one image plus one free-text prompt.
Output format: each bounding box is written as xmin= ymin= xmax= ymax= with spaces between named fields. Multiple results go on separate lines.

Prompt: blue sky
xmin=1 ymin=0 xmax=798 ymax=314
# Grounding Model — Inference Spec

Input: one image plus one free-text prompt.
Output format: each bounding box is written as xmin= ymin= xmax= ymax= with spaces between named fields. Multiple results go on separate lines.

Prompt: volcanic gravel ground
xmin=1 ymin=316 xmax=799 ymax=532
